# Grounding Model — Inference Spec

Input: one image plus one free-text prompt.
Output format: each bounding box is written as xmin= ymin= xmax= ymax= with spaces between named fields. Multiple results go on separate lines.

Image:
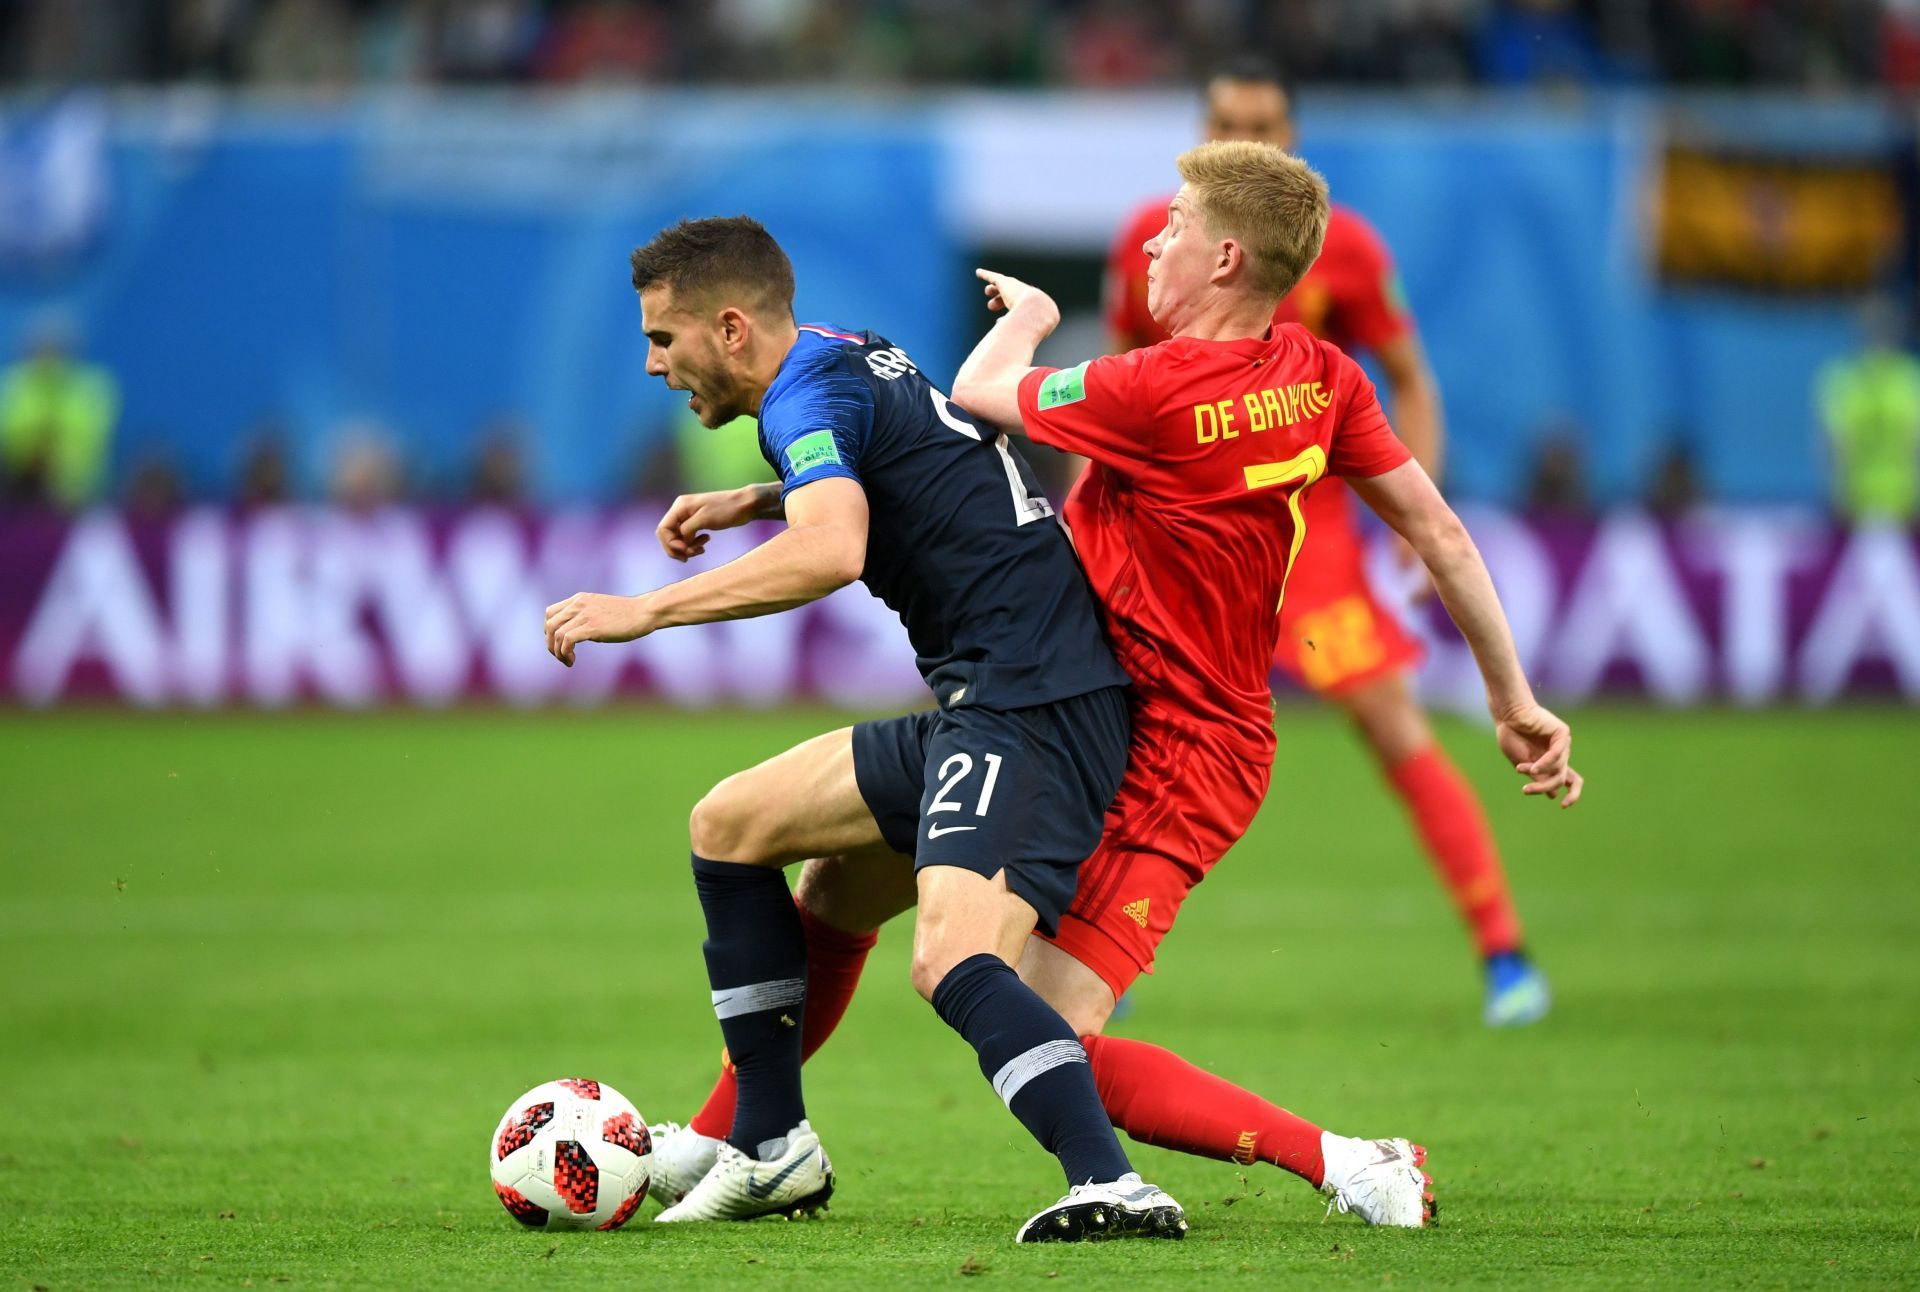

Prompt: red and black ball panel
xmin=601 ymin=1112 xmax=651 ymax=1158
xmin=495 ymin=1101 xmax=555 ymax=1160
xmin=558 ymin=1079 xmax=602 ymax=1100
xmin=552 ymin=1140 xmax=599 ymax=1214
xmin=493 ymin=1181 xmax=549 ymax=1227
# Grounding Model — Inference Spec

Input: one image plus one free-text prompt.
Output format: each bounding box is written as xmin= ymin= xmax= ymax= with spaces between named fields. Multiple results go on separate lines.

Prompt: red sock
xmin=1388 ymin=744 xmax=1523 ymax=957
xmin=1082 ymin=1034 xmax=1325 ymax=1187
xmin=687 ymin=901 xmax=878 ymax=1140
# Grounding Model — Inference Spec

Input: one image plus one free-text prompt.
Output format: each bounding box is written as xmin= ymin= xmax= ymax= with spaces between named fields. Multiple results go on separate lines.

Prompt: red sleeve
xmin=1103 ymin=200 xmax=1167 ymax=349
xmin=1325 ymin=346 xmax=1412 ymax=478
xmin=1017 ymin=349 xmax=1157 ymax=475
xmin=1328 ymin=211 xmax=1413 ymax=353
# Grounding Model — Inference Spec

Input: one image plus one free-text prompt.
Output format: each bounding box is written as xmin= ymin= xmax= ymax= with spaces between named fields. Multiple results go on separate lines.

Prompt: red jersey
xmin=1104 ymin=197 xmax=1413 ymax=356
xmin=1016 ymin=328 xmax=1411 ymax=753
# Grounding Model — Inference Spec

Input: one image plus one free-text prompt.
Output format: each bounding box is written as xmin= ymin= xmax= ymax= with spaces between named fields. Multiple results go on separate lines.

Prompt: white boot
xmin=655 ymin=1121 xmax=833 ymax=1223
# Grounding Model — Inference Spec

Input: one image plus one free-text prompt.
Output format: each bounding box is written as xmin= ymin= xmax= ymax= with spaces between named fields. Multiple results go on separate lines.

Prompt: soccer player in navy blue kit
xmin=543 ymin=217 xmax=1186 ymax=1242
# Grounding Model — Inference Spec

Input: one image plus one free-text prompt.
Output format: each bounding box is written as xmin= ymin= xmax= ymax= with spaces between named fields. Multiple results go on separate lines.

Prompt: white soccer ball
xmin=489 ymin=1078 xmax=653 ymax=1230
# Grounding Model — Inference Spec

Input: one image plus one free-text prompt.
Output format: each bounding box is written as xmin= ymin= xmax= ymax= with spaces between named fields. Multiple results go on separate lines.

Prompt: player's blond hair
xmin=1175 ymin=140 xmax=1329 ymax=299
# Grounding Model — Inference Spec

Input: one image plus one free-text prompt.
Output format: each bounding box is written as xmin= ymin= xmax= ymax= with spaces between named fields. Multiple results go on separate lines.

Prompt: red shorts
xmin=1272 ymin=479 xmax=1423 ymax=696
xmin=1039 ymin=703 xmax=1270 ymax=997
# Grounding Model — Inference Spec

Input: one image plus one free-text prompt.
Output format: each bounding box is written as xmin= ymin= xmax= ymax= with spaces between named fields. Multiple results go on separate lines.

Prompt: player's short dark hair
xmin=629 ymin=216 xmax=795 ymax=315
xmin=1206 ymin=55 xmax=1294 ymax=103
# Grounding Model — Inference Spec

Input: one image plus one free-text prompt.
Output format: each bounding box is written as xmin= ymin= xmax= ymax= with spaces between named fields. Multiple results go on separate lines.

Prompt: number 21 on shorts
xmin=927 ymin=752 xmax=1003 ymax=839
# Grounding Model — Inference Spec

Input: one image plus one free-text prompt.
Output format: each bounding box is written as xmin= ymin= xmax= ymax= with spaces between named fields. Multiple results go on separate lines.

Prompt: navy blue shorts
xmin=850 ymin=686 xmax=1130 ymax=937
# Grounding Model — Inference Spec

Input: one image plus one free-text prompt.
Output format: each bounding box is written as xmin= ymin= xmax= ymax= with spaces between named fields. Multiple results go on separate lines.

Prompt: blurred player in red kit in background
xmin=1106 ymin=59 xmax=1547 ymax=1024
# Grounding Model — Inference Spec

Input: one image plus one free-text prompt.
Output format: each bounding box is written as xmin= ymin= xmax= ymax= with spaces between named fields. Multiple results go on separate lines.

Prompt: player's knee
xmin=908 ymin=946 xmax=944 ymax=1003
xmin=689 ymin=776 xmax=765 ymax=862
xmin=909 ymin=936 xmax=970 ymax=1003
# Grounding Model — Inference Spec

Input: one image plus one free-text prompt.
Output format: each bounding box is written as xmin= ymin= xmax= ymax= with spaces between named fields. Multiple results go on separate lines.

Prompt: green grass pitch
xmin=3 ymin=705 xmax=1917 ymax=1289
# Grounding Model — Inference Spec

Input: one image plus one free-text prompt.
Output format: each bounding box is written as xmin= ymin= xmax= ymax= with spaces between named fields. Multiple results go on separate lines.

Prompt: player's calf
xmin=1016 ymin=936 xmax=1119 ymax=1038
xmin=686 ymin=856 xmax=809 ymax=1158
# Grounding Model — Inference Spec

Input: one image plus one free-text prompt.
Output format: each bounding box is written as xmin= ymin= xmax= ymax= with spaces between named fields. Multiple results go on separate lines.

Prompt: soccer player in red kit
xmin=1106 ymin=61 xmax=1549 ymax=1025
xmin=648 ymin=140 xmax=1581 ymax=1230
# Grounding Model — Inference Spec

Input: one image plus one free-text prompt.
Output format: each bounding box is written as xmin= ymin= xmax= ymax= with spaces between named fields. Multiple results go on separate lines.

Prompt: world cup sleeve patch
xmin=785 ymin=429 xmax=842 ymax=474
xmin=1037 ymin=362 xmax=1090 ymax=410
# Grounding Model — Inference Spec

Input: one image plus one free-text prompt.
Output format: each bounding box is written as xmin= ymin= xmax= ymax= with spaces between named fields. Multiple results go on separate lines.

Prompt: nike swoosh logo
xmin=746 ymin=1151 xmax=816 ymax=1199
xmin=926 ymin=824 xmax=977 ymax=839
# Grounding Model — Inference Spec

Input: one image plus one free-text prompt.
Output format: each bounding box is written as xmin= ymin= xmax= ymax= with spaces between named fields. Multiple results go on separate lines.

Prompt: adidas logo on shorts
xmin=1122 ymin=898 xmax=1151 ymax=928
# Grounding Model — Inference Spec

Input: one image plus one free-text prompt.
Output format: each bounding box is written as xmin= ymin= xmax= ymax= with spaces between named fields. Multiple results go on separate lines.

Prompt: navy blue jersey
xmin=757 ymin=324 xmax=1127 ymax=711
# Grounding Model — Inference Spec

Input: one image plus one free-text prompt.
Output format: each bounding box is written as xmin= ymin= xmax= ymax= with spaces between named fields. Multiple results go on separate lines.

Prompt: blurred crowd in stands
xmin=6 ymin=307 xmax=1916 ymax=523
xmin=0 ymin=309 xmax=770 ymax=517
xmin=4 ymin=2 xmax=1916 ymax=523
xmin=0 ymin=0 xmax=1912 ymax=94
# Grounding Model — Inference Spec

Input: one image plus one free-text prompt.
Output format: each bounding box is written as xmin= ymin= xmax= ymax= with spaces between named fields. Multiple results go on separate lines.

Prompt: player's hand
xmin=656 ymin=487 xmax=760 ymax=562
xmin=544 ymin=592 xmax=652 ymax=667
xmin=975 ymin=269 xmax=1060 ymax=333
xmin=1493 ymin=702 xmax=1583 ymax=808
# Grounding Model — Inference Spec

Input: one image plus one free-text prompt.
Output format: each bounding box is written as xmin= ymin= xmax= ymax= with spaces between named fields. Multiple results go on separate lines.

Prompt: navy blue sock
xmin=690 ymin=855 xmax=807 ymax=1157
xmin=930 ymin=952 xmax=1133 ymax=1187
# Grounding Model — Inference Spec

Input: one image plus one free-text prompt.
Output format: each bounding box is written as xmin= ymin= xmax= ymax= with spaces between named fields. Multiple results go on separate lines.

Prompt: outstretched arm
xmin=544 ymin=476 xmax=868 ymax=666
xmin=951 ymin=269 xmax=1061 ymax=433
xmin=1348 ymin=459 xmax=1584 ymax=807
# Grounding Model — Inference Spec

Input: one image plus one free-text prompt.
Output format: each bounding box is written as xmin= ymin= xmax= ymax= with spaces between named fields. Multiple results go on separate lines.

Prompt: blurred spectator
xmin=328 ymin=420 xmax=405 ymax=512
xmin=125 ymin=454 xmax=187 ymax=518
xmin=635 ymin=409 xmax=774 ymax=497
xmin=1658 ymin=0 xmax=1755 ymax=84
xmin=1391 ymin=1 xmax=1479 ymax=85
xmin=0 ymin=316 xmax=120 ymax=511
xmin=1886 ymin=0 xmax=1920 ymax=96
xmin=157 ymin=0 xmax=252 ymax=82
xmin=357 ymin=0 xmax=435 ymax=84
xmin=916 ymin=0 xmax=1048 ymax=86
xmin=437 ymin=0 xmax=545 ymax=82
xmin=236 ymin=431 xmax=293 ymax=507
xmin=244 ymin=0 xmax=356 ymax=89
xmin=1524 ymin=422 xmax=1593 ymax=517
xmin=1816 ymin=298 xmax=1920 ymax=524
xmin=534 ymin=0 xmax=671 ymax=83
xmin=1053 ymin=1 xmax=1180 ymax=88
xmin=1646 ymin=440 xmax=1703 ymax=519
xmin=468 ymin=417 xmax=529 ymax=504
xmin=6 ymin=0 xmax=148 ymax=84
xmin=1475 ymin=0 xmax=1606 ymax=89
